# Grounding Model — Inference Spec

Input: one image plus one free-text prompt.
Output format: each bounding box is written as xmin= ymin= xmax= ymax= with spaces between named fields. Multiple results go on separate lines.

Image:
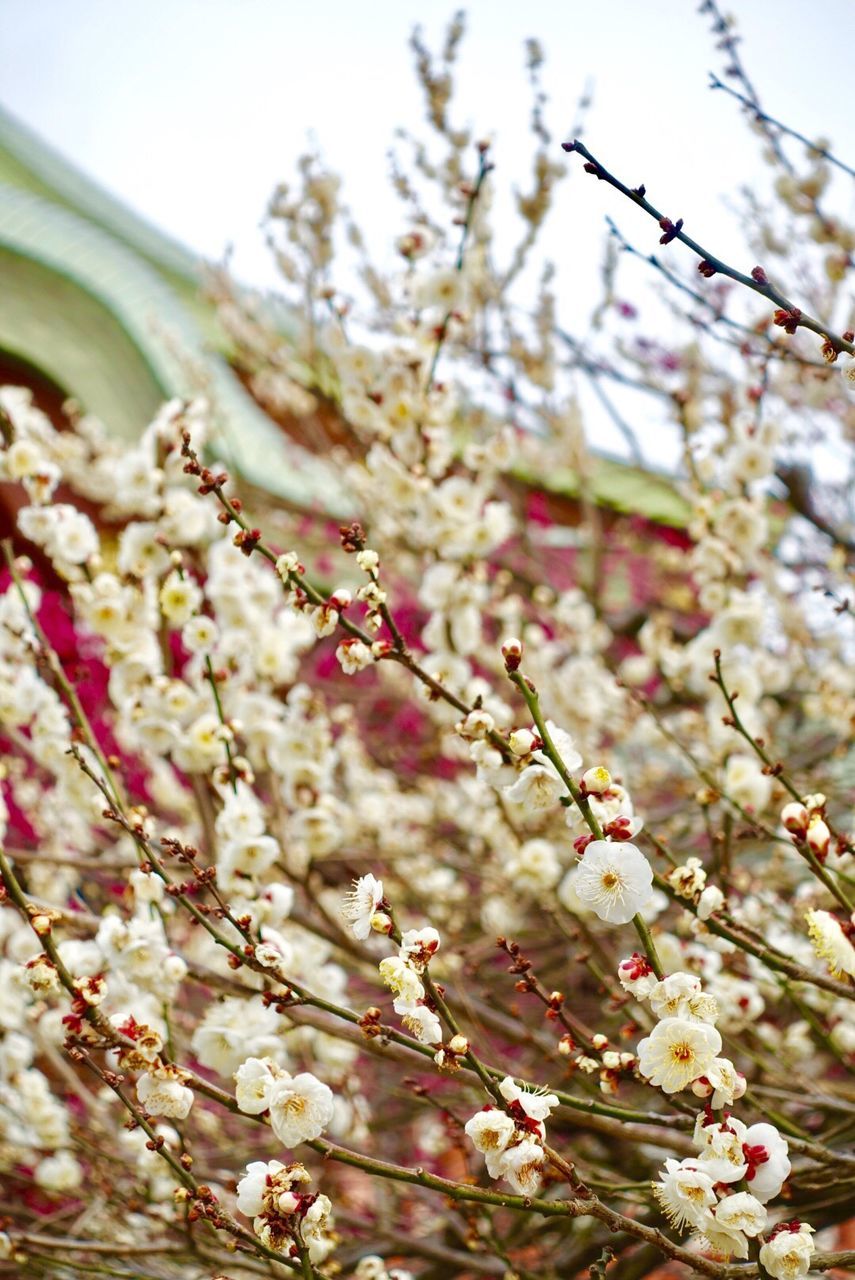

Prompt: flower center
xmin=672 ymin=1042 xmax=694 ymax=1063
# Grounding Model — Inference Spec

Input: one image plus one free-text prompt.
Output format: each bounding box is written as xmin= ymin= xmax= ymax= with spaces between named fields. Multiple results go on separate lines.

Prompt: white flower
xmin=617 ymin=953 xmax=658 ymax=999
xmin=759 ymin=1224 xmax=816 ymax=1280
xmin=497 ymin=1138 xmax=545 ymax=1195
xmin=342 ymin=874 xmax=384 ymax=940
xmin=235 ymin=1056 xmax=277 ymax=1114
xmin=574 ymin=842 xmax=653 ymax=925
xmin=695 ymin=1117 xmax=748 ymax=1184
xmin=805 ymin=910 xmax=855 ymax=978
xmin=267 ymin=1070 xmax=335 ymax=1147
xmin=636 ymin=1018 xmax=722 ymax=1093
xmin=237 ymin=1159 xmax=286 ymax=1216
xmin=713 ymin=1191 xmax=766 ymax=1238
xmin=742 ymin=1122 xmax=791 ymax=1202
xmin=136 ymin=1065 xmax=194 ymax=1119
xmin=336 ymin=639 xmax=374 ymax=673
xmin=236 ymin=1158 xmax=311 ymax=1217
xmin=652 ymin=1158 xmax=716 ymax=1231
xmin=192 ymin=997 xmax=282 ymax=1077
xmin=302 ymin=1192 xmax=335 ymax=1262
xmin=35 ymin=1150 xmax=83 ymax=1191
xmin=534 ymin=722 xmax=582 ymax=774
xmin=378 ymin=957 xmax=425 ymax=1003
xmin=697 ymin=1216 xmax=749 ymax=1260
xmin=648 ymin=973 xmax=718 ymax=1024
xmin=220 ymin=833 xmax=281 ymax=881
xmin=498 ymin=1076 xmax=559 ymax=1124
xmin=503 ymin=762 xmax=565 ymax=812
xmin=393 ymin=997 xmax=443 ymax=1044
xmin=724 ymin=753 xmax=772 ymax=812
xmin=159 ymin=571 xmax=202 ymax=626
xmin=697 ymin=885 xmax=725 ymax=920
xmin=701 ymin=1057 xmax=744 ymax=1109
xmin=182 ymin=615 xmax=219 ymax=654
xmin=665 ymin=857 xmax=706 ymax=899
xmin=398 ymin=927 xmax=440 ymax=972
xmin=464 ymin=1107 xmax=517 ymax=1176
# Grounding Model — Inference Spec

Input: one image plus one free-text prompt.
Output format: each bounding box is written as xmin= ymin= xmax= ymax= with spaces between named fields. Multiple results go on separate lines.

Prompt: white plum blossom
xmin=742 ymin=1122 xmax=791 ymax=1202
xmin=393 ymin=997 xmax=443 ymax=1044
xmin=805 ymin=910 xmax=855 ymax=978
xmin=464 ymin=1107 xmax=517 ymax=1176
xmin=234 ymin=1058 xmax=334 ymax=1147
xmin=35 ymin=1150 xmax=83 ymax=1192
xmin=398 ymin=927 xmax=440 ymax=971
xmin=191 ymin=996 xmax=283 ymax=1077
xmin=700 ymin=1057 xmax=746 ymax=1109
xmin=235 ymin=1057 xmax=278 ymax=1114
xmin=712 ymin=1190 xmax=767 ymax=1239
xmin=648 ymin=973 xmax=718 ymax=1024
xmin=342 ymin=874 xmax=385 ymax=940
xmin=636 ymin=1018 xmax=722 ymax=1093
xmin=236 ymin=1158 xmax=311 ymax=1217
xmin=759 ymin=1224 xmax=815 ymax=1280
xmin=503 ymin=761 xmax=565 ymax=811
xmin=378 ymin=956 xmax=425 ymax=1003
xmin=497 ymin=1138 xmax=546 ymax=1195
xmin=652 ymin=1158 xmax=717 ymax=1231
xmin=617 ymin=953 xmax=658 ymax=999
xmin=574 ymin=842 xmax=654 ymax=925
xmin=498 ymin=1076 xmax=559 ymax=1125
xmin=136 ymin=1066 xmax=194 ymax=1119
xmin=694 ymin=1117 xmax=749 ymax=1184
xmin=237 ymin=1159 xmax=286 ymax=1216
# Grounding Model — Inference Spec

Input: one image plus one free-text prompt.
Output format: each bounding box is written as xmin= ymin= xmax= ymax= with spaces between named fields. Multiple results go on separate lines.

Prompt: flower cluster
xmin=464 ymin=1076 xmax=559 ymax=1195
xmin=0 ymin=10 xmax=853 ymax=1278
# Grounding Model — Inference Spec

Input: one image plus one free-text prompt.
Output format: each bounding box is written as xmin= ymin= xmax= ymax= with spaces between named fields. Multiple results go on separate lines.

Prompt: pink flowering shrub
xmin=0 ymin=9 xmax=853 ymax=1279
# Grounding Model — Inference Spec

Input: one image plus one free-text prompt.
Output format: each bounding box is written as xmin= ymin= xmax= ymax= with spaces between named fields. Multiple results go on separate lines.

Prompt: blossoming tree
xmin=0 ymin=7 xmax=853 ymax=1280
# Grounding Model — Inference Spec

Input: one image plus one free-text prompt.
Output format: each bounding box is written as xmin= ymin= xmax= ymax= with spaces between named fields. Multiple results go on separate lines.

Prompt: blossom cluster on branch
xmin=0 ymin=9 xmax=853 ymax=1280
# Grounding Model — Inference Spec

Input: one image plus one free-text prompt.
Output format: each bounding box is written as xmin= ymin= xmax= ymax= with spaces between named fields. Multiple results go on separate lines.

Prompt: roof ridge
xmin=0 ymin=102 xmax=202 ymax=282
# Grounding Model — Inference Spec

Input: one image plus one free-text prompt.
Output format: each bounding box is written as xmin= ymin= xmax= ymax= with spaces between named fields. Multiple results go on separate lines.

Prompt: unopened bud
xmin=582 ymin=766 xmax=611 ymax=795
xmin=369 ymin=911 xmax=393 ymax=935
xmin=691 ymin=1077 xmax=713 ymax=1098
xmin=781 ymin=802 xmax=809 ymax=837
xmin=806 ymin=815 xmax=831 ymax=858
xmin=591 ymin=1033 xmax=609 ymax=1051
xmin=448 ymin=1034 xmax=469 ymax=1055
xmin=501 ymin=637 xmax=523 ymax=671
xmin=508 ymin=728 xmax=537 ymax=756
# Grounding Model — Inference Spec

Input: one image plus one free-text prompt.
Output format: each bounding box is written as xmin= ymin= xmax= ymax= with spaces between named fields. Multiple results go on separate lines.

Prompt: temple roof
xmin=0 ymin=104 xmax=345 ymax=511
xmin=0 ymin=104 xmax=686 ymax=527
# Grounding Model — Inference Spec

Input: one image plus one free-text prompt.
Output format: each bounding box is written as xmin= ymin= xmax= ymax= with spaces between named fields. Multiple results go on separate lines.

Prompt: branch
xmin=561 ymin=139 xmax=855 ymax=359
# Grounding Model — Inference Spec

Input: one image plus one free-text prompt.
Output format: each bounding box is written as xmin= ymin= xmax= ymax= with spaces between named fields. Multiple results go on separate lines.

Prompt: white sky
xmin=2 ymin=0 xmax=854 ymax=463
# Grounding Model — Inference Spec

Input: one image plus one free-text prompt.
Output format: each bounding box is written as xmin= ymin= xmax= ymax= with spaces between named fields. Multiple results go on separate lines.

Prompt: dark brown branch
xmin=561 ymin=139 xmax=855 ymax=358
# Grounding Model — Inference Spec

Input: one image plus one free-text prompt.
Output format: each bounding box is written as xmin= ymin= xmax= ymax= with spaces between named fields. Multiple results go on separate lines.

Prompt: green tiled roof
xmin=0 ymin=107 xmax=346 ymax=512
xmin=0 ymin=104 xmax=683 ymax=525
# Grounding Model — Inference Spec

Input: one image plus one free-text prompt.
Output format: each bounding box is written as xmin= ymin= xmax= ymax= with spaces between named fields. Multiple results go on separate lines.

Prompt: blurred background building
xmin=0 ymin=104 xmax=339 ymax=508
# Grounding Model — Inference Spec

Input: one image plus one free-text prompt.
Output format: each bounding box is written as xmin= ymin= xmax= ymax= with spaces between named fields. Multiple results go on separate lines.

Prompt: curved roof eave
xmin=0 ymin=181 xmax=348 ymax=513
